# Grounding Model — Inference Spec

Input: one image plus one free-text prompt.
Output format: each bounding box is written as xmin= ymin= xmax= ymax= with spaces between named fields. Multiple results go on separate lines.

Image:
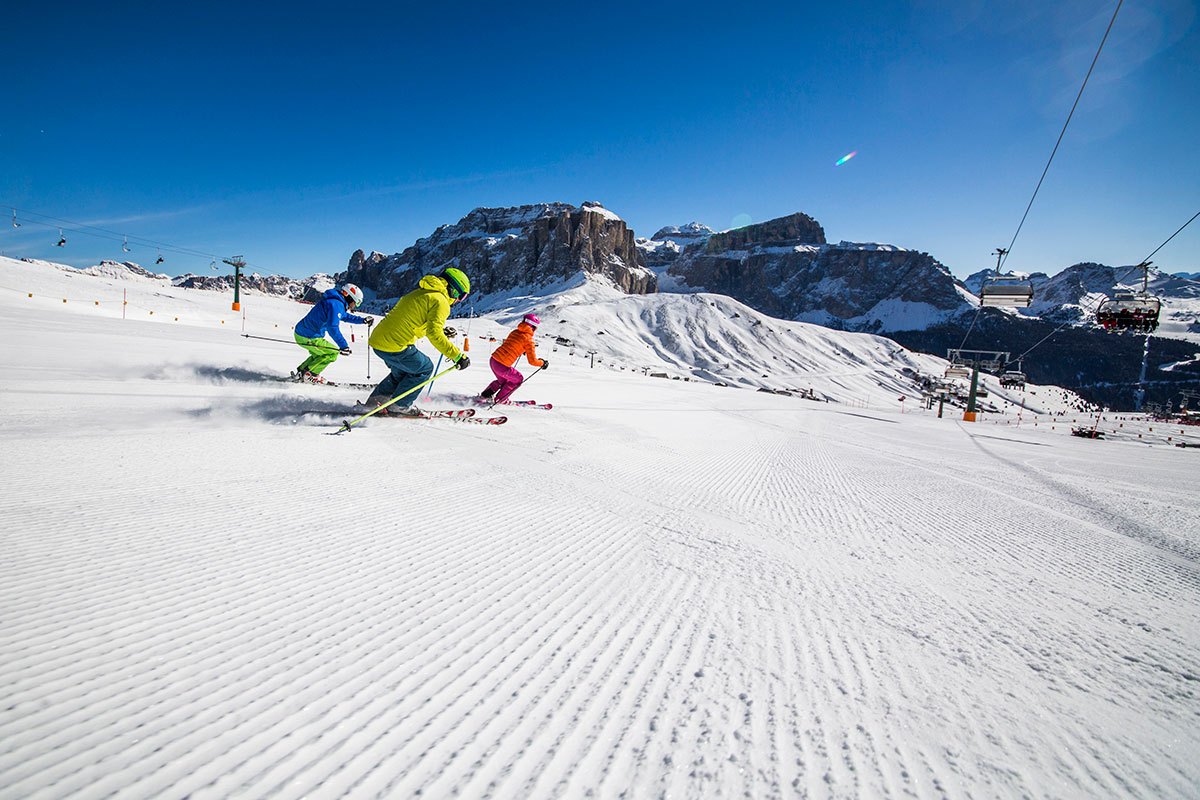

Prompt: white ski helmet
xmin=340 ymin=283 xmax=364 ymax=308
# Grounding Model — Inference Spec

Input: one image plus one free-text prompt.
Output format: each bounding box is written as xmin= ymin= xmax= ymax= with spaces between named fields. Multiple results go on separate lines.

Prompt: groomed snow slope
xmin=1 ymin=258 xmax=1198 ymax=799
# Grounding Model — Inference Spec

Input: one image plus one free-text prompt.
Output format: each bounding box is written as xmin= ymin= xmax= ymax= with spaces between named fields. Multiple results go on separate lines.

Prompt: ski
xmin=305 ymin=407 xmax=477 ymax=419
xmin=365 ymin=409 xmax=507 ymax=424
xmin=283 ymin=373 xmax=376 ymax=390
xmin=421 ymin=413 xmax=507 ymax=424
xmin=410 ymin=408 xmax=476 ymax=419
xmin=474 ymin=397 xmax=553 ymax=409
xmin=353 ymin=403 xmax=477 ymax=419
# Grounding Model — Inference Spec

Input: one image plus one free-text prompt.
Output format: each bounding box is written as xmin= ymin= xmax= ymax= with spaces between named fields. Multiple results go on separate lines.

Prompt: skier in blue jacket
xmin=293 ymin=284 xmax=372 ymax=383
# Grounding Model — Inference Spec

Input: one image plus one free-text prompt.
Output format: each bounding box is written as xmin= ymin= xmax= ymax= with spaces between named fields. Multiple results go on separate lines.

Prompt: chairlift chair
xmin=122 ymin=236 xmax=131 ymax=253
xmin=1096 ymin=290 xmax=1161 ymax=333
xmin=998 ymin=370 xmax=1027 ymax=389
xmin=945 ymin=364 xmax=971 ymax=380
xmin=980 ymin=275 xmax=1034 ymax=308
xmin=56 ymin=228 xmax=66 ymax=247
xmin=979 ymin=358 xmax=1003 ymax=372
xmin=10 ymin=209 xmax=18 ymax=228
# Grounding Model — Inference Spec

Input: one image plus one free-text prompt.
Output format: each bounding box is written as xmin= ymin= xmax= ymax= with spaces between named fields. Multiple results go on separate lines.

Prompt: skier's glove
xmin=540 ymin=359 xmax=549 ymax=370
xmin=444 ymin=326 xmax=457 ymax=338
xmin=339 ymin=347 xmax=352 ymax=355
xmin=456 ymin=354 xmax=471 ymax=370
xmin=362 ymin=317 xmax=374 ymax=325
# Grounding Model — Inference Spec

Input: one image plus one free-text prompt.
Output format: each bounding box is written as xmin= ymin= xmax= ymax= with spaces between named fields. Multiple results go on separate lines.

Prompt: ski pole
xmin=241 ymin=333 xmax=342 ymax=353
xmin=366 ymin=319 xmax=373 ymax=381
xmin=241 ymin=333 xmax=305 ymax=346
xmin=331 ymin=364 xmax=459 ymax=435
xmin=425 ymin=355 xmax=443 ymax=398
xmin=491 ymin=366 xmax=543 ymax=409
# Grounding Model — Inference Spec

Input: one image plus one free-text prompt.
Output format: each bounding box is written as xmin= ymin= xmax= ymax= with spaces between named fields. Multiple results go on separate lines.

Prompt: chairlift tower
xmin=223 ymin=256 xmax=246 ymax=311
xmin=946 ymin=349 xmax=1009 ymax=421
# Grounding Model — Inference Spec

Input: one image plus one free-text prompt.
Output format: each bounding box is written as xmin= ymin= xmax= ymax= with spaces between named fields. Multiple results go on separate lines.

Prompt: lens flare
xmin=835 ymin=151 xmax=857 ymax=166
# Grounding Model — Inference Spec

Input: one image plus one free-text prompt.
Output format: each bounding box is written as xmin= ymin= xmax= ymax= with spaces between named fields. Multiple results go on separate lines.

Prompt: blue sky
xmin=2 ymin=0 xmax=1196 ymax=280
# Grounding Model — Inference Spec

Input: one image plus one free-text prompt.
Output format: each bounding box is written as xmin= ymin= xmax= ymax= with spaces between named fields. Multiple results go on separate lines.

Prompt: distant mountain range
xmin=333 ymin=202 xmax=1198 ymax=409
xmin=29 ymin=201 xmax=1198 ymax=410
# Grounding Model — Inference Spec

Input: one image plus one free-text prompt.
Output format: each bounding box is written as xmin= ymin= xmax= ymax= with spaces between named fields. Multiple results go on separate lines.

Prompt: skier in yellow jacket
xmin=364 ymin=268 xmax=471 ymax=416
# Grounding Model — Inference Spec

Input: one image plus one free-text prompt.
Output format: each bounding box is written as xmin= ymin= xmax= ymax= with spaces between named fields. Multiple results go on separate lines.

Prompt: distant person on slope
xmin=480 ymin=313 xmax=547 ymax=404
xmin=363 ymin=268 xmax=471 ymax=416
xmin=293 ymin=283 xmax=371 ymax=383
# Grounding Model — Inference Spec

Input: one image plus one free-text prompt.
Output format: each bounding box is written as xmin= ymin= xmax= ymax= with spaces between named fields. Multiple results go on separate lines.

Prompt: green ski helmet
xmin=439 ymin=267 xmax=470 ymax=302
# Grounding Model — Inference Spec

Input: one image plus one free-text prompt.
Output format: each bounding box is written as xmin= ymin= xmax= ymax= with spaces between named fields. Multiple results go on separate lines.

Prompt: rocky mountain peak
xmin=343 ymin=202 xmax=656 ymax=301
xmin=651 ymin=222 xmax=715 ymax=241
xmin=662 ymin=211 xmax=966 ymax=331
xmin=704 ymin=212 xmax=826 ymax=252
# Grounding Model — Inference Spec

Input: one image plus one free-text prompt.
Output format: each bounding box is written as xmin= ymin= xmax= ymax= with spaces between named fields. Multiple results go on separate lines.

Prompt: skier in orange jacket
xmin=480 ymin=313 xmax=547 ymax=403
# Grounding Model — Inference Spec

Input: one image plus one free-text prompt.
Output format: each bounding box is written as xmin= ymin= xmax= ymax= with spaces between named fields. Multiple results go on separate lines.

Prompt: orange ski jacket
xmin=491 ymin=322 xmax=545 ymax=368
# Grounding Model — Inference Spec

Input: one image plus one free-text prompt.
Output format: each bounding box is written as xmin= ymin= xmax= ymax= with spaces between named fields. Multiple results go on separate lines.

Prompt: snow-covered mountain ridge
xmin=0 ymin=254 xmax=1089 ymax=413
xmin=11 ymin=257 xmax=336 ymax=302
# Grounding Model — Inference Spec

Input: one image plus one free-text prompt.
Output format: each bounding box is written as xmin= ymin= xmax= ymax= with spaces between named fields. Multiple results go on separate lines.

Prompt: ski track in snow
xmin=1 ymin=263 xmax=1199 ymax=799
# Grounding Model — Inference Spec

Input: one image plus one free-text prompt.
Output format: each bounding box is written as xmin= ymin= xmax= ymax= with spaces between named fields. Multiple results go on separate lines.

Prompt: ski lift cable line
xmin=2 ymin=203 xmax=218 ymax=259
xmin=1014 ymin=206 xmax=1200 ymax=361
xmin=2 ymin=202 xmax=273 ymax=272
xmin=1013 ymin=259 xmax=1156 ymax=362
xmin=5 ymin=216 xmax=218 ymax=261
xmin=1141 ymin=209 xmax=1200 ymax=265
xmin=998 ymin=0 xmax=1123 ymax=273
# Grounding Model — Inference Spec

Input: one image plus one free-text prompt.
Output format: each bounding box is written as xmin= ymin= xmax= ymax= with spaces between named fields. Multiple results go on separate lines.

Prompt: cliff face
xmin=343 ymin=202 xmax=656 ymax=300
xmin=659 ymin=212 xmax=970 ymax=331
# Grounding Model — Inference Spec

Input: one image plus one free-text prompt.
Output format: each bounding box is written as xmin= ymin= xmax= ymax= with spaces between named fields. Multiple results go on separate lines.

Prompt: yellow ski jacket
xmin=368 ymin=275 xmax=463 ymax=361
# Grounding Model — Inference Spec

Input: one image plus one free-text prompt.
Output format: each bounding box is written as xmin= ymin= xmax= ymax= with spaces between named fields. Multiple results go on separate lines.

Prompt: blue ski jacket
xmin=295 ymin=289 xmax=369 ymax=349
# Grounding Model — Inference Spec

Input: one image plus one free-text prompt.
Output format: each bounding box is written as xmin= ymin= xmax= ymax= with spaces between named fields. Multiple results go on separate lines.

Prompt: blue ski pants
xmin=370 ymin=345 xmax=433 ymax=406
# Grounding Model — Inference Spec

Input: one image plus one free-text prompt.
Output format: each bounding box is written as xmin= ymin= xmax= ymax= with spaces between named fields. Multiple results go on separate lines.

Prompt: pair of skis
xmin=285 ymin=372 xmax=376 ymax=391
xmin=476 ymin=397 xmax=553 ymax=410
xmin=369 ymin=407 xmax=506 ymax=425
xmin=304 ymin=406 xmax=507 ymax=425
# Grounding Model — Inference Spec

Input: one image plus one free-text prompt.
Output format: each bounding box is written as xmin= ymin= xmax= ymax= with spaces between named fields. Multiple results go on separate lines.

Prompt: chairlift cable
xmin=997 ymin=0 xmax=1123 ymax=273
xmin=1 ymin=201 xmax=275 ymax=274
xmin=1141 ymin=209 xmax=1199 ymax=264
xmin=1 ymin=203 xmax=217 ymax=260
xmin=956 ymin=305 xmax=984 ymax=351
xmin=1013 ymin=254 xmax=1166 ymax=363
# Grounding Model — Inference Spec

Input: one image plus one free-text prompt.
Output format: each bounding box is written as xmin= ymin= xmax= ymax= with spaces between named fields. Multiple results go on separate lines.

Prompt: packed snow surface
xmin=1 ymin=257 xmax=1198 ymax=799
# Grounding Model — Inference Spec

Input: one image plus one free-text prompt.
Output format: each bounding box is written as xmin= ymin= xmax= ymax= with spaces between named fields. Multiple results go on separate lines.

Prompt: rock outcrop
xmin=343 ymin=202 xmax=656 ymax=300
xmin=659 ymin=212 xmax=970 ymax=331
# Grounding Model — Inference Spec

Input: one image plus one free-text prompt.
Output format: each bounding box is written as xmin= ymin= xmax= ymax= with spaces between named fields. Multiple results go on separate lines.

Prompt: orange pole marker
xmin=464 ymin=337 xmax=470 ymax=352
